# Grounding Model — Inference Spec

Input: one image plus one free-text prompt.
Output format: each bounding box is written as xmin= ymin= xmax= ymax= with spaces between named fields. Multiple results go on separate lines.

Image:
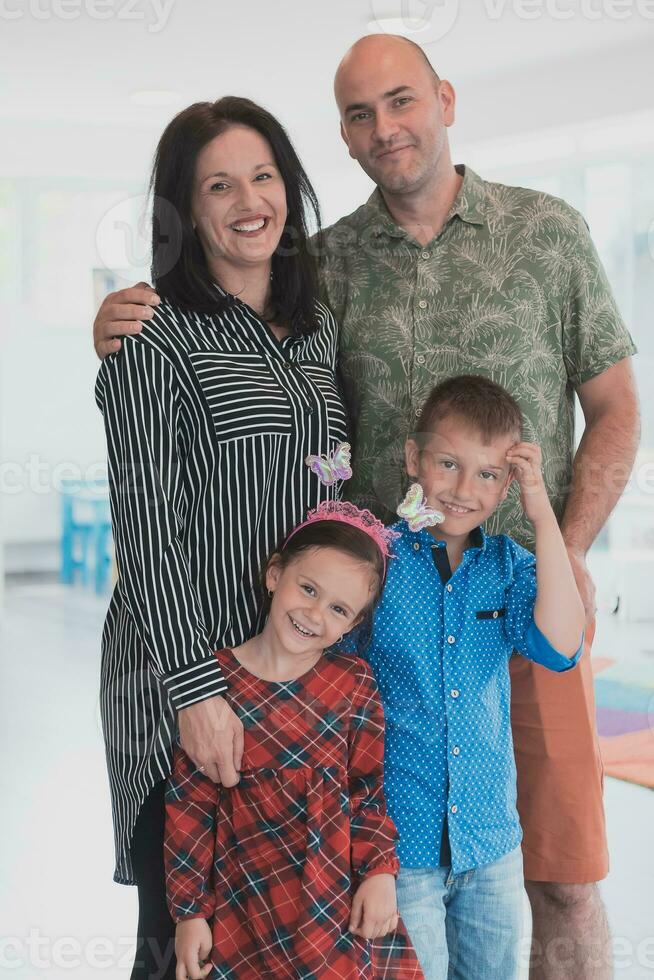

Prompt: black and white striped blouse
xmin=95 ymin=294 xmax=348 ymax=884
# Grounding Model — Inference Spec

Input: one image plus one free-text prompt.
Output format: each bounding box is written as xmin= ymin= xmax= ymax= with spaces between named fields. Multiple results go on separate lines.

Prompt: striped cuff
xmin=163 ymin=656 xmax=229 ymax=711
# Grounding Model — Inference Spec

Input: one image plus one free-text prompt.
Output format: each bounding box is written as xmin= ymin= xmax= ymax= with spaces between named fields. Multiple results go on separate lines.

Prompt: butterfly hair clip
xmin=397 ymin=483 xmax=444 ymax=532
xmin=305 ymin=442 xmax=353 ymax=486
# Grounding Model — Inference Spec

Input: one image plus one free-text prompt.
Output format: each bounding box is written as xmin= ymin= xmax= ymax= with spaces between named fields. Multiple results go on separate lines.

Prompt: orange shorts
xmin=509 ymin=620 xmax=609 ymax=884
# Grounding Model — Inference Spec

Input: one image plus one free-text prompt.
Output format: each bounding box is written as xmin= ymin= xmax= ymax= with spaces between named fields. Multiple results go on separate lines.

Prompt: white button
xmin=421 ymin=251 xmax=430 ymax=260
xmin=451 ymin=689 xmax=459 ymax=698
xmin=418 ymin=299 xmax=428 ymax=310
xmin=453 ymin=746 xmax=460 ymax=756
xmin=451 ymin=804 xmax=458 ymax=814
xmin=446 ymin=584 xmax=453 ymax=592
xmin=447 ymin=635 xmax=455 ymax=644
xmin=417 ymin=354 xmax=426 ymax=365
xmin=413 ymin=542 xmax=421 ymax=551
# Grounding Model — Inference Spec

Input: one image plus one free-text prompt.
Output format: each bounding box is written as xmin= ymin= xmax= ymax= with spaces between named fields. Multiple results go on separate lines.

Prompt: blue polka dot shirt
xmin=347 ymin=520 xmax=583 ymax=876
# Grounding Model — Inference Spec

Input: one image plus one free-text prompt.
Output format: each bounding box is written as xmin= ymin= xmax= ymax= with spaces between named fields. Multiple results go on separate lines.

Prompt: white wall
xmin=1 ymin=34 xmax=652 ymax=568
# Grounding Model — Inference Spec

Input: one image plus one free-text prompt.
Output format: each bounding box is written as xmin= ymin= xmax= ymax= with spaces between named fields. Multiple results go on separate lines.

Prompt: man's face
xmin=335 ymin=44 xmax=455 ymax=196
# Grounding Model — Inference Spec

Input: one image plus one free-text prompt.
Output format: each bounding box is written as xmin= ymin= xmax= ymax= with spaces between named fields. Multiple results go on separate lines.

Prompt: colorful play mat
xmin=593 ymin=656 xmax=654 ymax=789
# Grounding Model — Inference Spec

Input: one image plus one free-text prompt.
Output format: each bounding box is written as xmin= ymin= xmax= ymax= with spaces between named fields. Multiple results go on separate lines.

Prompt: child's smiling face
xmin=405 ymin=414 xmax=517 ymax=541
xmin=265 ymin=546 xmax=375 ymax=655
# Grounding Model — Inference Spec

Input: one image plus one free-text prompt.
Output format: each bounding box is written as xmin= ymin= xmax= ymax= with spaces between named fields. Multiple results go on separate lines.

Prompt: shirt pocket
xmin=472 ymin=606 xmax=510 ymax=662
xmin=189 ymin=351 xmax=293 ymax=442
xmin=475 ymin=608 xmax=507 ymax=620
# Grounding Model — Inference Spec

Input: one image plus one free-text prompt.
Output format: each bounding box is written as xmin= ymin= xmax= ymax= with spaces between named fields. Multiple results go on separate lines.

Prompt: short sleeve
xmin=560 ymin=207 xmax=637 ymax=387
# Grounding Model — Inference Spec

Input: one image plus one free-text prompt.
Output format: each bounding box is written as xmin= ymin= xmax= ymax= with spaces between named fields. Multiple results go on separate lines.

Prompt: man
xmin=93 ymin=34 xmax=639 ymax=979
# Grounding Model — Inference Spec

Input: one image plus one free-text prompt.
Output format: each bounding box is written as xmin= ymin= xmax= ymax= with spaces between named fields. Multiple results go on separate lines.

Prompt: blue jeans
xmin=396 ymin=846 xmax=525 ymax=980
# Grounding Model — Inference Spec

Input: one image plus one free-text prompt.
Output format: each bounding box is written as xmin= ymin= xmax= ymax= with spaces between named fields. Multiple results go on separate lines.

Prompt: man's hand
xmin=565 ymin=547 xmax=597 ymax=625
xmin=175 ymin=918 xmax=212 ymax=980
xmin=178 ymin=695 xmax=244 ymax=787
xmin=349 ymin=873 xmax=399 ymax=940
xmin=93 ymin=281 xmax=159 ymax=359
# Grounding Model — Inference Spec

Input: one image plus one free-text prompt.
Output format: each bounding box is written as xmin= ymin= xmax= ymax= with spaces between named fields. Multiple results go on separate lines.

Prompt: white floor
xmin=1 ymin=582 xmax=653 ymax=979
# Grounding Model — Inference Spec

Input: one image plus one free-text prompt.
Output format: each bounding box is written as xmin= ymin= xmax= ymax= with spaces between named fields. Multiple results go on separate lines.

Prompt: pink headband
xmin=282 ymin=500 xmax=400 ymax=573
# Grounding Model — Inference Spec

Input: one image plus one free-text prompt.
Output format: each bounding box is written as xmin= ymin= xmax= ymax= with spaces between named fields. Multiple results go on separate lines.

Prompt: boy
xmin=357 ymin=375 xmax=585 ymax=980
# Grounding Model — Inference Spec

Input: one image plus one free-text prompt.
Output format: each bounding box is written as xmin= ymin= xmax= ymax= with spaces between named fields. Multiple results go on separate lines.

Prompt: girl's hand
xmin=175 ymin=918 xmax=213 ymax=980
xmin=349 ymin=873 xmax=399 ymax=940
xmin=505 ymin=442 xmax=554 ymax=527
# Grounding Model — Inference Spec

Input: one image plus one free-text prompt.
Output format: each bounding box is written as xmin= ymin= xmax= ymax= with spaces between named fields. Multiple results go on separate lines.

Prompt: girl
xmin=164 ymin=502 xmax=425 ymax=979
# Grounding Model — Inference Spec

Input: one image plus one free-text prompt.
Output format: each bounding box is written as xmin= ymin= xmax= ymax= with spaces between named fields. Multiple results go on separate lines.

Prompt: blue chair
xmin=60 ymin=479 xmax=113 ymax=593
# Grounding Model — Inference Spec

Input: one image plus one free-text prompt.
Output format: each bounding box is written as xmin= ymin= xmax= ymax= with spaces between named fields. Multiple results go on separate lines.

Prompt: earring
xmin=268 ymin=589 xmax=274 ymax=598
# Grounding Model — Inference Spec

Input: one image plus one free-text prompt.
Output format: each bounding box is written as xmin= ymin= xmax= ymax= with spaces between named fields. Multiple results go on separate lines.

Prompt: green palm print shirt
xmin=317 ymin=165 xmax=637 ymax=551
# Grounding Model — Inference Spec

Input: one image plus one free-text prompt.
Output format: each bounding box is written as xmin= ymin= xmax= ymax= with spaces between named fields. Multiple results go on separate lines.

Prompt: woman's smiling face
xmin=191 ymin=124 xmax=288 ymax=272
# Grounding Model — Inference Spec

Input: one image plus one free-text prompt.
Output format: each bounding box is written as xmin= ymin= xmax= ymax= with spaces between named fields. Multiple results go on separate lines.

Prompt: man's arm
xmin=560 ymin=357 xmax=640 ymax=617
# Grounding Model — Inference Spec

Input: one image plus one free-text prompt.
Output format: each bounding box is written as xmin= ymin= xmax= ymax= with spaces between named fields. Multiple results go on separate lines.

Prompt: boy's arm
xmin=532 ymin=511 xmax=586 ymax=656
xmin=506 ymin=442 xmax=585 ymax=659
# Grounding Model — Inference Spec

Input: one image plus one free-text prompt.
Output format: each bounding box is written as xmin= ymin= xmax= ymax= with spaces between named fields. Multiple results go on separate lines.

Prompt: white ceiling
xmin=2 ymin=0 xmax=654 ymax=131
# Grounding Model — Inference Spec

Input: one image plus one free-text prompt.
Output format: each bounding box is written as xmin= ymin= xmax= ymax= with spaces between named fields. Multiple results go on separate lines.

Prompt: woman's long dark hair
xmin=149 ymin=96 xmax=322 ymax=333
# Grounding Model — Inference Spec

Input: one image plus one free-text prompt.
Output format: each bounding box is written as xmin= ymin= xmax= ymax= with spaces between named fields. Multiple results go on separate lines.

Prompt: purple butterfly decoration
xmin=305 ymin=442 xmax=353 ymax=486
xmin=397 ymin=483 xmax=444 ymax=531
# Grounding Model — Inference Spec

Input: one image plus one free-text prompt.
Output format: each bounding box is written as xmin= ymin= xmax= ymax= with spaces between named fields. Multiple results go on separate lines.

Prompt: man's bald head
xmin=334 ymin=34 xmax=440 ymax=110
xmin=333 ymin=32 xmax=456 ymax=199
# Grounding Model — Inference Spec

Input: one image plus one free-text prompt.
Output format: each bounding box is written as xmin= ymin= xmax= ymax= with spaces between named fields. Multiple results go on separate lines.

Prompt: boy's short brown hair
xmin=415 ymin=375 xmax=524 ymax=444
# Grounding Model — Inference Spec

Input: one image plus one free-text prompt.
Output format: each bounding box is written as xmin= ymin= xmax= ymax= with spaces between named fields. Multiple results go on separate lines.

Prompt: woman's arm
xmin=96 ymin=335 xmax=228 ymax=710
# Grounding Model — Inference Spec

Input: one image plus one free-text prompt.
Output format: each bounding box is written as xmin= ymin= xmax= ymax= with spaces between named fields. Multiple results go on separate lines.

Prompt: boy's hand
xmin=349 ymin=873 xmax=399 ymax=940
xmin=506 ymin=442 xmax=553 ymax=526
xmin=175 ymin=918 xmax=213 ymax=980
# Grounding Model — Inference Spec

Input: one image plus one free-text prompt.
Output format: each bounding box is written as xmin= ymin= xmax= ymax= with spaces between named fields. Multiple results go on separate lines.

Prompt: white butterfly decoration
xmin=397 ymin=483 xmax=445 ymax=531
xmin=305 ymin=442 xmax=353 ymax=486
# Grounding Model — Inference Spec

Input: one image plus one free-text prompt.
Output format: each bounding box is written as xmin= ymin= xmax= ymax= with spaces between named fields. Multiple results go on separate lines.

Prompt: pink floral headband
xmin=282 ymin=499 xmax=400 ymax=570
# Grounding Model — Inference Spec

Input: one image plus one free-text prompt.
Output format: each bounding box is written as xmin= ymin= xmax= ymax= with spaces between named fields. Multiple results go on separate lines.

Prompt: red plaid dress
xmin=165 ymin=647 xmax=425 ymax=979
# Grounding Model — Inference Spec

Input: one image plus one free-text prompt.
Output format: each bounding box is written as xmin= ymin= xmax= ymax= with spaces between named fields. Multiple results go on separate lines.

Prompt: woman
xmin=95 ymin=97 xmax=348 ymax=979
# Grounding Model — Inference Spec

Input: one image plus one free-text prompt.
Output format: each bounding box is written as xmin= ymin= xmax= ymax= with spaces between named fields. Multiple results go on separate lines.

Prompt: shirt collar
xmin=396 ymin=519 xmax=487 ymax=554
xmin=361 ymin=164 xmax=487 ymax=243
xmin=212 ymin=279 xmax=304 ymax=347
